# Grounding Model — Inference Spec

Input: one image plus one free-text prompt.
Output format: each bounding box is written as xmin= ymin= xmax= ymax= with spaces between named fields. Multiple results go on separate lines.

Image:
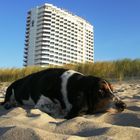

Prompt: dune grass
xmin=0 ymin=59 xmax=140 ymax=82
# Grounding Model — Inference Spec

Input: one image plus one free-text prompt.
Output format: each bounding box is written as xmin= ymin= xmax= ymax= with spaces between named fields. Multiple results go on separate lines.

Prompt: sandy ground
xmin=0 ymin=80 xmax=140 ymax=140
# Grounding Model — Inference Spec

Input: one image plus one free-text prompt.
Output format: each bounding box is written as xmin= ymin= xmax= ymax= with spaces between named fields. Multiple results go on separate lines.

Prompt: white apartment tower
xmin=24 ymin=4 xmax=94 ymax=66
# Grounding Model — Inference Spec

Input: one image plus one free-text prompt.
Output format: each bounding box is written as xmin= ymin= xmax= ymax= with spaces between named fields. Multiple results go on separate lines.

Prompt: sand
xmin=0 ymin=80 xmax=140 ymax=140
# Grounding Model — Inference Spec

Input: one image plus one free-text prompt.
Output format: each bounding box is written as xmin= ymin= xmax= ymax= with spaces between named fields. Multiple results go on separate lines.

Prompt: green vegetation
xmin=0 ymin=59 xmax=140 ymax=82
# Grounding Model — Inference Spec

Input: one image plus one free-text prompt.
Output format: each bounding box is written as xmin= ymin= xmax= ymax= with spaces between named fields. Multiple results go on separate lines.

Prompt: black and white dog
xmin=1 ymin=68 xmax=126 ymax=119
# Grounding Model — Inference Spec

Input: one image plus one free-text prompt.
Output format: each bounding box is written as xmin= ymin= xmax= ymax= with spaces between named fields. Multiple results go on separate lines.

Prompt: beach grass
xmin=0 ymin=59 xmax=140 ymax=82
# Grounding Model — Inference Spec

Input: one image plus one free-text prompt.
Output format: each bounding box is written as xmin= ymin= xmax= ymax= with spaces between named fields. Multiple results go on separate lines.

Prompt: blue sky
xmin=0 ymin=0 xmax=140 ymax=68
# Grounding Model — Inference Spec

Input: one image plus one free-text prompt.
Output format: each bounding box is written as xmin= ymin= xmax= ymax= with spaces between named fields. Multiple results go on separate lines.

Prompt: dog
xmin=1 ymin=68 xmax=126 ymax=119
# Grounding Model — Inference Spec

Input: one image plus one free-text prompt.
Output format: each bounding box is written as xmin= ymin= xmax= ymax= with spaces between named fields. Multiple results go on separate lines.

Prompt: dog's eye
xmin=98 ymin=89 xmax=105 ymax=96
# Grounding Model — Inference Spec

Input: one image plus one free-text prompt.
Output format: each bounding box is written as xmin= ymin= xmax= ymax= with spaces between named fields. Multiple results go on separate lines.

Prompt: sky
xmin=0 ymin=0 xmax=140 ymax=68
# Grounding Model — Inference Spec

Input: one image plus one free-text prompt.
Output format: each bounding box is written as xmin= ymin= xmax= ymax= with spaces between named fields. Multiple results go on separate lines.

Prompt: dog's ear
xmin=99 ymin=80 xmax=114 ymax=92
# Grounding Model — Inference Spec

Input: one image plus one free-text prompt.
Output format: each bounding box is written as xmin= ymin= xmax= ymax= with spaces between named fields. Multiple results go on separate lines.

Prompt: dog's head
xmin=81 ymin=76 xmax=127 ymax=114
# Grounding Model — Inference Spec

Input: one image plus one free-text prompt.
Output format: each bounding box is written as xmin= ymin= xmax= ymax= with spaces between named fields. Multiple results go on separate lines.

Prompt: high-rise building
xmin=23 ymin=3 xmax=94 ymax=66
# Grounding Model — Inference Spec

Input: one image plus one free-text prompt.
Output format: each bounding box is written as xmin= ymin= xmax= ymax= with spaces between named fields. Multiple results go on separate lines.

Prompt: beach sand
xmin=0 ymin=80 xmax=140 ymax=140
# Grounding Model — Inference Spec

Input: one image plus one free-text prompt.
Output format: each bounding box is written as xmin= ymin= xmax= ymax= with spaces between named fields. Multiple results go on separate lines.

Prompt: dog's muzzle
xmin=115 ymin=100 xmax=127 ymax=111
xmin=111 ymin=92 xmax=127 ymax=112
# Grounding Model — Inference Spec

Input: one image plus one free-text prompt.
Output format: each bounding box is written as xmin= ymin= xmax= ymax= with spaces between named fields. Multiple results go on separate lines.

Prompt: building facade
xmin=24 ymin=3 xmax=94 ymax=66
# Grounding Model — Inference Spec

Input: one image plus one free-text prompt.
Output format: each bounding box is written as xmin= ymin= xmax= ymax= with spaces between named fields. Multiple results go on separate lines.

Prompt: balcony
xmin=36 ymin=29 xmax=50 ymax=34
xmin=35 ymin=55 xmax=50 ymax=60
xmin=26 ymin=26 xmax=30 ymax=31
xmin=35 ymin=45 xmax=49 ymax=50
xmin=23 ymin=57 xmax=27 ymax=62
xmin=27 ymin=11 xmax=31 ymax=15
xmin=25 ymin=34 xmax=29 ymax=39
xmin=36 ymin=41 xmax=50 ymax=46
xmin=26 ymin=30 xmax=30 ymax=35
xmin=37 ymin=27 xmax=51 ymax=34
xmin=24 ymin=50 xmax=28 ymax=55
xmin=24 ymin=47 xmax=28 ymax=50
xmin=25 ymin=38 xmax=29 ymax=42
xmin=23 ymin=63 xmax=27 ymax=67
xmin=24 ymin=55 xmax=27 ymax=59
xmin=26 ymin=18 xmax=31 ymax=23
xmin=38 ymin=14 xmax=51 ymax=20
xmin=37 ymin=19 xmax=51 ymax=24
xmin=25 ymin=42 xmax=29 ymax=46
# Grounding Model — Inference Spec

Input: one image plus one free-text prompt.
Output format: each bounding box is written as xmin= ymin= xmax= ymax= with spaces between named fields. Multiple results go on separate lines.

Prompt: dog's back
xmin=2 ymin=68 xmax=67 ymax=109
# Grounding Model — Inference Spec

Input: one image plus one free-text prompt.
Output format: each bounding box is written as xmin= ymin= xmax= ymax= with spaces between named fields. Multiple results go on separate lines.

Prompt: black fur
xmin=2 ymin=68 xmax=126 ymax=119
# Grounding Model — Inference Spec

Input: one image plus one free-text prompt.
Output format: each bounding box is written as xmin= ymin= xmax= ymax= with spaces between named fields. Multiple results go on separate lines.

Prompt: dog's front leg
xmin=64 ymin=106 xmax=81 ymax=119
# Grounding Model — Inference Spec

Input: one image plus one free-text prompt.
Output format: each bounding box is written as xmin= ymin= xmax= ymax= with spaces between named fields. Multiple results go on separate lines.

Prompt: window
xmin=31 ymin=20 xmax=34 ymax=27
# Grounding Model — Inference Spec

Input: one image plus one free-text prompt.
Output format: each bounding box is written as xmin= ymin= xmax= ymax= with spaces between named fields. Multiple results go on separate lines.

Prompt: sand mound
xmin=0 ymin=80 xmax=140 ymax=140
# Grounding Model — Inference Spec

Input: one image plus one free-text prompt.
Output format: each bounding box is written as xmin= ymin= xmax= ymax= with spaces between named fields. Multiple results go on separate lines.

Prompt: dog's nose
xmin=115 ymin=101 xmax=127 ymax=111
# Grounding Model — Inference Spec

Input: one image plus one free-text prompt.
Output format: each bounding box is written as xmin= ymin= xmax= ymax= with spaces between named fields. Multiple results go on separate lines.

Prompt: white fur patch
xmin=10 ymin=89 xmax=34 ymax=106
xmin=23 ymin=97 xmax=35 ymax=106
xmin=35 ymin=95 xmax=66 ymax=117
xmin=61 ymin=70 xmax=82 ymax=112
xmin=10 ymin=88 xmax=16 ymax=102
